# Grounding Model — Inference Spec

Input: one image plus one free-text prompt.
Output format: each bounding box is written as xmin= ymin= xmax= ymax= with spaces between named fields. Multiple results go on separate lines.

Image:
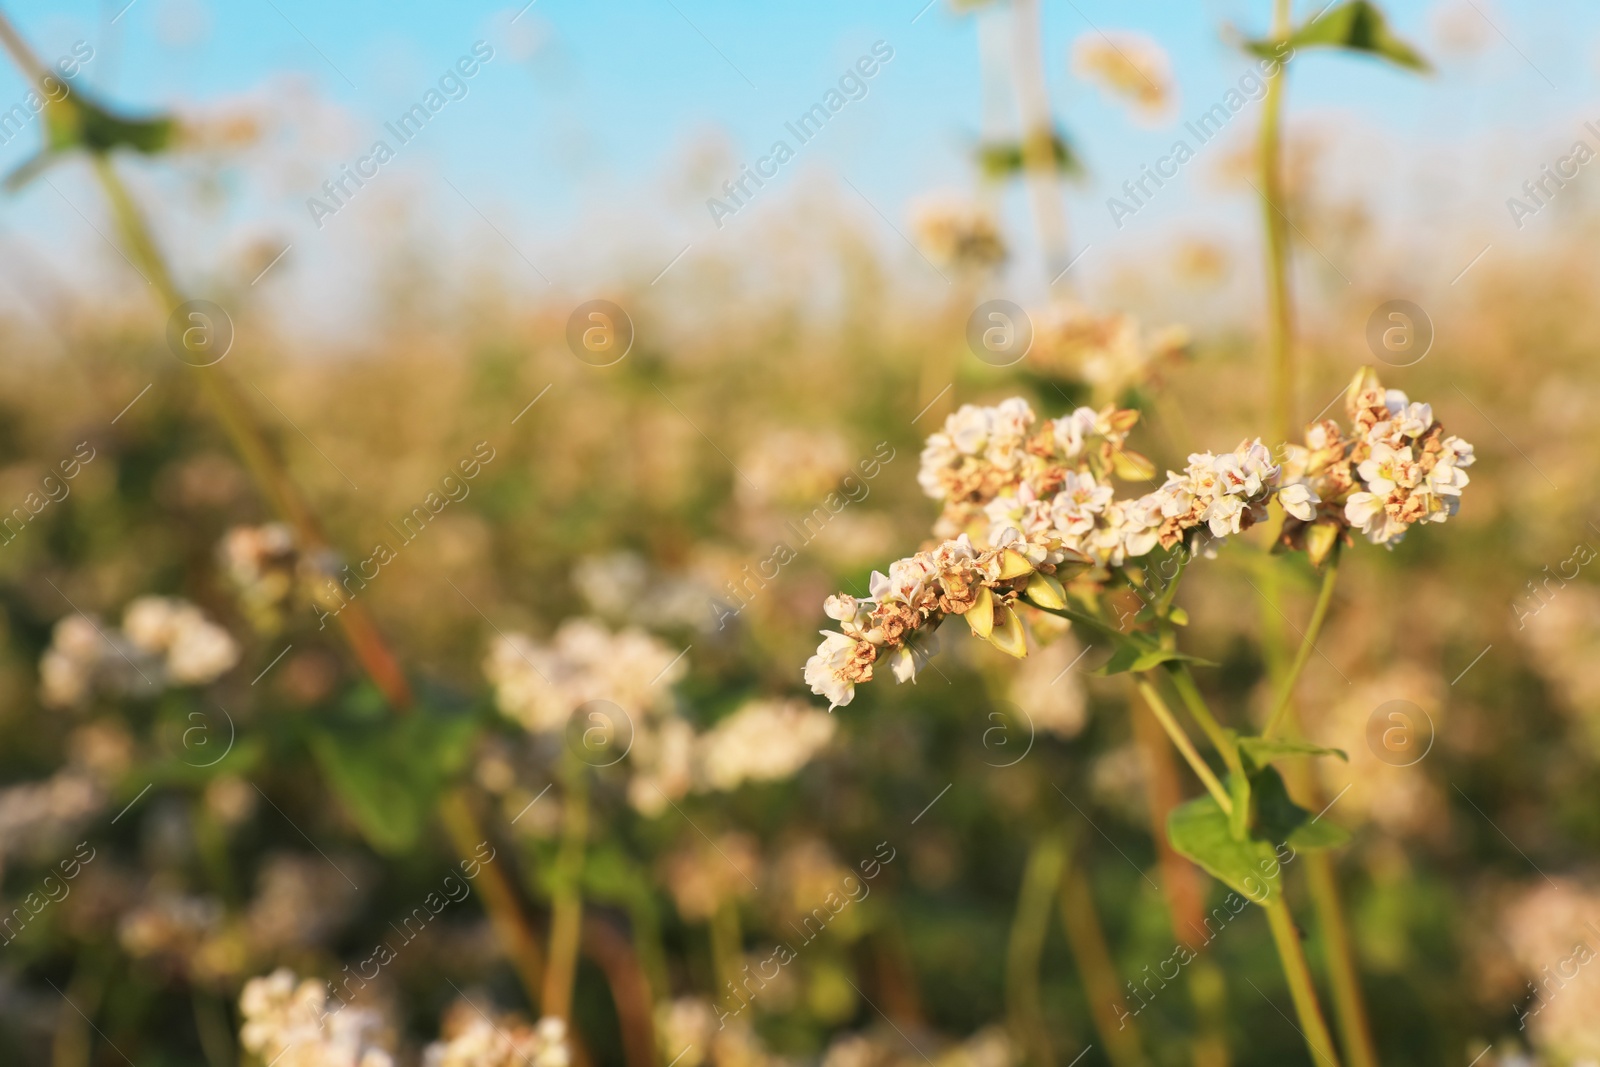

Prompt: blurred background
xmin=0 ymin=0 xmax=1596 ymax=1064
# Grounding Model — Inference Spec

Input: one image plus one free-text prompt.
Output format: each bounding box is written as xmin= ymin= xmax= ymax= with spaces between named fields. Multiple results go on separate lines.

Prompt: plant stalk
xmin=1006 ymin=826 xmax=1071 ymax=1067
xmin=438 ymin=789 xmax=548 ymax=1012
xmin=543 ymin=757 xmax=590 ymax=1022
xmin=1263 ymin=897 xmax=1342 ymax=1067
xmin=1058 ymin=856 xmax=1147 ymax=1067
xmin=1135 ymin=678 xmax=1231 ymax=815
xmin=87 ymin=156 xmax=414 ymax=711
xmin=1165 ymin=664 xmax=1244 ymax=781
xmin=1262 ymin=547 xmax=1341 ymax=740
xmin=1304 ymin=848 xmax=1376 ymax=1067
xmin=1006 ymin=0 xmax=1071 ymax=281
xmin=1128 ymin=693 xmax=1232 ymax=1067
xmin=580 ymin=912 xmax=659 ymax=1067
xmin=1260 ymin=0 xmax=1296 ymax=446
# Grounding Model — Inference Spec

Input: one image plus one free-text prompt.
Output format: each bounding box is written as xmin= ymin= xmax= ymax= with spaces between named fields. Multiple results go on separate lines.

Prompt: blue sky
xmin=0 ymin=0 xmax=1597 ymax=323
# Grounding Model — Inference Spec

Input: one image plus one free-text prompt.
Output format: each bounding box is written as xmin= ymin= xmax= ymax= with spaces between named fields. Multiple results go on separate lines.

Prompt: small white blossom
xmin=239 ymin=968 xmax=393 ymax=1067
xmin=695 ymin=698 xmax=836 ymax=791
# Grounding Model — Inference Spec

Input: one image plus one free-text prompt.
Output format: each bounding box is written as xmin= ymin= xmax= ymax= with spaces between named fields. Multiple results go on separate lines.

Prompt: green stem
xmin=543 ymin=756 xmax=589 ymax=1022
xmin=1031 ymin=602 xmax=1143 ymax=650
xmin=1305 ymin=850 xmax=1378 ymax=1067
xmin=1260 ymin=0 xmax=1295 ymax=446
xmin=1134 ymin=678 xmax=1231 ymax=815
xmin=710 ymin=897 xmax=745 ymax=1007
xmin=1058 ymin=857 xmax=1147 ymax=1067
xmin=1262 ymin=548 xmax=1341 ymax=740
xmin=1153 ymin=551 xmax=1188 ymax=617
xmin=1263 ymin=897 xmax=1342 ymax=1067
xmin=1164 ymin=664 xmax=1244 ymax=781
xmin=439 ymin=788 xmax=548 ymax=1012
xmin=1007 ymin=827 xmax=1071 ymax=1067
xmin=191 ymin=988 xmax=235 ymax=1067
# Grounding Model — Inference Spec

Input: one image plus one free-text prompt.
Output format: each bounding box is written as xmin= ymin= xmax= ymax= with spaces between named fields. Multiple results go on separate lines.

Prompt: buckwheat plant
xmin=805 ymin=367 xmax=1472 ymax=1065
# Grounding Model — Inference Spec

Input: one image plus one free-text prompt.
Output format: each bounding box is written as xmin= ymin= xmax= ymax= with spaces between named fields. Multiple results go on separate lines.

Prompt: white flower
xmin=695 ymin=698 xmax=836 ymax=791
xmin=1050 ymin=471 xmax=1114 ymax=536
xmin=1344 ymin=492 xmax=1404 ymax=544
xmin=804 ymin=631 xmax=862 ymax=710
xmin=1214 ymin=440 xmax=1278 ymax=497
xmin=1394 ymin=401 xmax=1433 ymax=439
xmin=947 ymin=404 xmax=993 ymax=455
xmin=484 ymin=619 xmax=682 ymax=734
xmin=165 ymin=616 xmax=241 ymax=686
xmin=889 ymin=629 xmax=940 ymax=684
xmin=1202 ymin=494 xmax=1246 ymax=537
xmin=240 ymin=968 xmax=393 ymax=1067
xmin=423 ymin=1011 xmax=569 ymax=1067
xmin=1277 ymin=482 xmax=1320 ymax=521
xmin=1051 ymin=408 xmax=1098 ymax=458
xmin=1356 ymin=441 xmax=1413 ymax=495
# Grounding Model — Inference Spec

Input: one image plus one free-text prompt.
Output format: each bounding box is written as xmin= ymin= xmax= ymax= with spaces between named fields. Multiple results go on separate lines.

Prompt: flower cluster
xmin=909 ymin=194 xmax=1006 ymax=270
xmin=239 ymin=969 xmax=392 ymax=1067
xmin=1028 ymin=302 xmax=1189 ymax=404
xmin=1341 ymin=371 xmax=1474 ymax=545
xmin=424 ymin=1008 xmax=570 ymax=1067
xmin=1276 ymin=369 xmax=1474 ymax=556
xmin=1071 ymin=32 xmax=1175 ymax=121
xmin=804 ymin=533 xmax=1063 ymax=708
xmin=483 ymin=618 xmax=685 ymax=734
xmin=41 ymin=596 xmax=239 ymax=708
xmin=219 ymin=522 xmax=301 ymax=632
xmin=916 ymin=397 xmax=1150 ymax=543
xmin=696 ymin=698 xmax=837 ymax=792
xmin=809 ymin=371 xmax=1474 ymax=707
xmin=484 ymin=623 xmax=834 ymax=815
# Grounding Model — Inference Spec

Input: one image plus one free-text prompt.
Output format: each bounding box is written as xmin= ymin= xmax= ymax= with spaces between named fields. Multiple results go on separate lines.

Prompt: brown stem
xmin=870 ymin=919 xmax=927 ymax=1029
xmin=581 ymin=912 xmax=658 ymax=1067
xmin=439 ymin=788 xmax=547 ymax=1011
xmin=1058 ymin=853 xmax=1146 ymax=1067
xmin=542 ymin=758 xmax=589 ymax=1022
xmin=87 ymin=152 xmax=414 ymax=711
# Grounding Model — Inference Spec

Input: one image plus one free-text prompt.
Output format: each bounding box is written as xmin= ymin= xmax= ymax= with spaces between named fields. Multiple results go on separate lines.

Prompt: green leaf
xmin=1166 ymin=789 xmax=1282 ymax=904
xmin=1252 ymin=765 xmax=1352 ymax=851
xmin=1238 ymin=737 xmax=1349 ymax=771
xmin=1093 ymin=645 xmax=1216 ymax=677
xmin=5 ymin=89 xmax=175 ymax=191
xmin=310 ymin=692 xmax=481 ymax=854
xmin=977 ymin=131 xmax=1084 ymax=180
xmin=1092 ymin=644 xmax=1145 ymax=676
xmin=1245 ymin=1 xmax=1431 ymax=73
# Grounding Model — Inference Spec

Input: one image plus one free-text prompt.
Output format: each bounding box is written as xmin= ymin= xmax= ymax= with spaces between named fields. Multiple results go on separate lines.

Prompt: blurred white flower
xmin=239 ymin=968 xmax=393 ymax=1067
xmin=123 ymin=596 xmax=240 ymax=686
xmin=695 ymin=698 xmax=836 ymax=792
xmin=1071 ymin=32 xmax=1176 ymax=123
xmin=909 ymin=194 xmax=1006 ymax=269
xmin=423 ymin=1011 xmax=570 ymax=1067
xmin=484 ymin=618 xmax=684 ymax=734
